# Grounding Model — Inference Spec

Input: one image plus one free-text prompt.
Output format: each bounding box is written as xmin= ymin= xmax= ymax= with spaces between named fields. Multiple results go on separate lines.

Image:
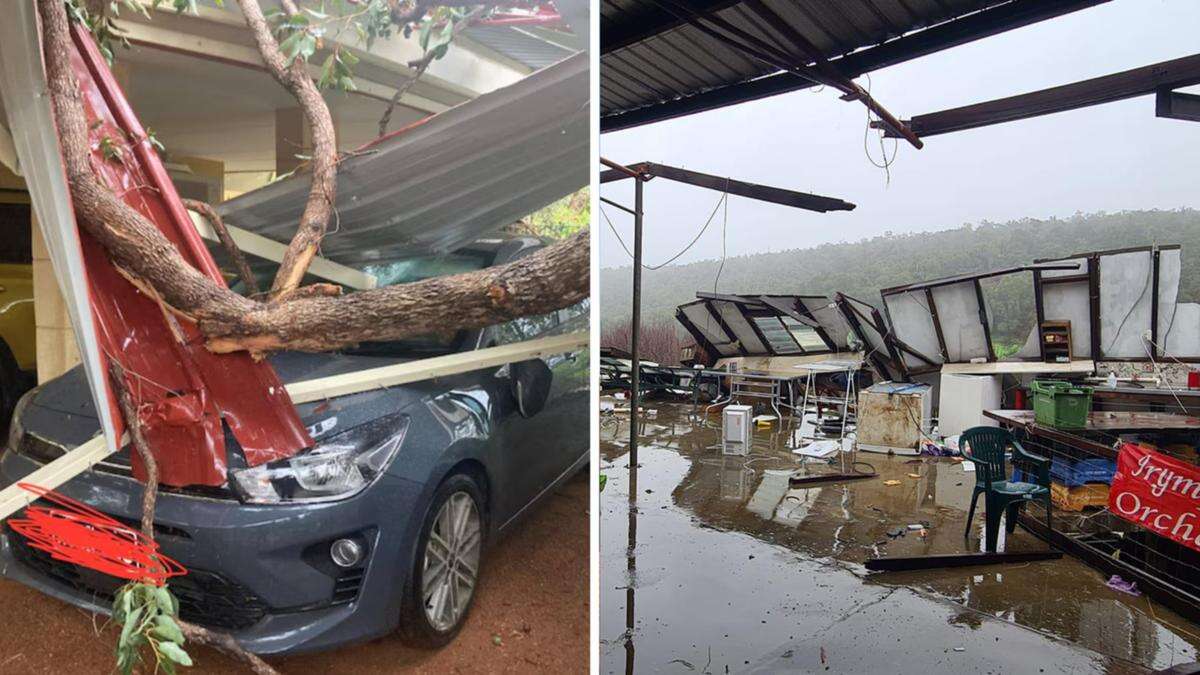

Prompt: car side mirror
xmin=510 ymin=359 xmax=552 ymax=418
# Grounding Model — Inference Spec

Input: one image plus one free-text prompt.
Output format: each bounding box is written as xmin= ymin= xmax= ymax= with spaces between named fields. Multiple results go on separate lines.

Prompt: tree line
xmin=600 ymin=208 xmax=1200 ymax=351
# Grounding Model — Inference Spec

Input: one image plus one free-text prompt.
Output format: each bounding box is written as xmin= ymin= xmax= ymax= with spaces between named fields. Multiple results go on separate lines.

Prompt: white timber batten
xmin=286 ymin=331 xmax=590 ymax=403
xmin=940 ymin=360 xmax=1096 ymax=375
xmin=0 ymin=436 xmax=113 ymax=521
xmin=0 ymin=332 xmax=587 ymax=521
xmin=187 ymin=210 xmax=377 ymax=290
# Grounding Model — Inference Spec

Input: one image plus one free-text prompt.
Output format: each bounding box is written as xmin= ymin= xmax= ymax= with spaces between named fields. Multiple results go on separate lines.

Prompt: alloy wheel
xmin=422 ymin=490 xmax=482 ymax=631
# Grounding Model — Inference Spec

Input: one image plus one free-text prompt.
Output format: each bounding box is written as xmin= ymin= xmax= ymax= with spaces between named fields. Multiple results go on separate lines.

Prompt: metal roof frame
xmin=601 ymin=0 xmax=1110 ymax=132
xmin=599 ymin=160 xmax=854 ymax=213
xmin=883 ymin=52 xmax=1200 ymax=137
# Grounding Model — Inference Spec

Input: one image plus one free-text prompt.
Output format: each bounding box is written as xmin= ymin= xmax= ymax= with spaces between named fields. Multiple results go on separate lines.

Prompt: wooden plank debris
xmin=0 ymin=332 xmax=588 ymax=520
xmin=286 ymin=331 xmax=588 ymax=403
xmin=866 ymin=550 xmax=1062 ymax=572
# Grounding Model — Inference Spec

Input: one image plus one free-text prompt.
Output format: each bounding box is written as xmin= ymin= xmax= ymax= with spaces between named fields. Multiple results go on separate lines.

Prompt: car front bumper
xmin=0 ymin=449 xmax=426 ymax=655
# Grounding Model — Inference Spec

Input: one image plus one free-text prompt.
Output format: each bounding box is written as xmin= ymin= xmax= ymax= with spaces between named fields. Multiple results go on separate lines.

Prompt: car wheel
xmin=399 ymin=472 xmax=486 ymax=648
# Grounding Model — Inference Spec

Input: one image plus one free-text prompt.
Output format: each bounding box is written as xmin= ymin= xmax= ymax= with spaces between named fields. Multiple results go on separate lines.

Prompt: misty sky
xmin=598 ymin=0 xmax=1200 ymax=269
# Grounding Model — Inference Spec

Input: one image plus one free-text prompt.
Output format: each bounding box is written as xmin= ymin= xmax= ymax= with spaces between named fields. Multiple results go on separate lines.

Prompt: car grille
xmin=6 ymin=522 xmax=268 ymax=630
xmin=332 ymin=569 xmax=365 ymax=605
xmin=15 ymin=433 xmax=235 ymax=500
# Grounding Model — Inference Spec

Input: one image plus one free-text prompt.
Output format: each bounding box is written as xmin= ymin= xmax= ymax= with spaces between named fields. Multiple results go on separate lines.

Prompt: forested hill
xmin=598 ymin=209 xmax=1200 ymax=346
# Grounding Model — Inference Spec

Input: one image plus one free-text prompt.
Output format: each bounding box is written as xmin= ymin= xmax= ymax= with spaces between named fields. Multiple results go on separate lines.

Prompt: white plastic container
xmin=723 ymin=404 xmax=753 ymax=447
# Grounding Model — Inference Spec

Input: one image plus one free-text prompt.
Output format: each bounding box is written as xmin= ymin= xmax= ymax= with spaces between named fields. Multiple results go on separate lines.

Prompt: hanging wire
xmin=1106 ymin=250 xmax=1155 ymax=354
xmin=712 ymin=176 xmax=730 ymax=293
xmin=599 ymin=189 xmax=728 ymax=271
xmin=861 ymin=73 xmax=898 ymax=187
xmin=1142 ymin=337 xmax=1189 ymax=414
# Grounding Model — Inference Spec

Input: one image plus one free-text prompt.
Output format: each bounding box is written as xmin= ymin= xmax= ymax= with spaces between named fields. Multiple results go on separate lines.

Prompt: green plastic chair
xmin=961 ymin=426 xmax=1052 ymax=552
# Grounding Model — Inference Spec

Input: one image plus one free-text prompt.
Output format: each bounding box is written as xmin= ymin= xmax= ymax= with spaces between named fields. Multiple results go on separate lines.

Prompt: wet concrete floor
xmin=600 ymin=402 xmax=1200 ymax=674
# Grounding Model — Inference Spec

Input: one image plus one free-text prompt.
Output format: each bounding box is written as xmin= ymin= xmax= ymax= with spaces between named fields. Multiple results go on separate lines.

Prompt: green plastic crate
xmin=1030 ymin=380 xmax=1093 ymax=429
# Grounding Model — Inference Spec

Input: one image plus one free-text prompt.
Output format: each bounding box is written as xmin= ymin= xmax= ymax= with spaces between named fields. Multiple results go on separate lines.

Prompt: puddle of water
xmin=600 ymin=403 xmax=1200 ymax=674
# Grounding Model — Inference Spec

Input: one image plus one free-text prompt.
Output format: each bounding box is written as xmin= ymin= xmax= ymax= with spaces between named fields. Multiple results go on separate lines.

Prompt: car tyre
xmin=399 ymin=472 xmax=487 ymax=648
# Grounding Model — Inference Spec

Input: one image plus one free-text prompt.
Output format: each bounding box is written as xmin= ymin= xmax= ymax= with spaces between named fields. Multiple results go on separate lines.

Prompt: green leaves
xmin=318 ymin=49 xmax=359 ymax=92
xmin=159 ymin=641 xmax=193 ymax=667
xmin=279 ymin=28 xmax=319 ymax=64
xmin=99 ymin=136 xmax=124 ymax=163
xmin=417 ymin=7 xmax=469 ymax=62
xmin=112 ymin=582 xmax=191 ymax=675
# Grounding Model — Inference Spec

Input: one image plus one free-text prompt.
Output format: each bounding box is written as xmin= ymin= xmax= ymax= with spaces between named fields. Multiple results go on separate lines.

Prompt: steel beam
xmin=602 ymin=162 xmax=854 ymax=212
xmin=1157 ymin=87 xmax=1200 ymax=122
xmin=889 ymin=52 xmax=1200 ymax=137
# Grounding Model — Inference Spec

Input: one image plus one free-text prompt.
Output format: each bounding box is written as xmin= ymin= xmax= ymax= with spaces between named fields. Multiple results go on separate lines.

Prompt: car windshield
xmin=341 ymin=251 xmax=493 ymax=357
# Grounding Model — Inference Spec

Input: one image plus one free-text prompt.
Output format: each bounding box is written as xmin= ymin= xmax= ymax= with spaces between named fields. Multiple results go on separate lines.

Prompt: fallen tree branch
xmin=108 ymin=361 xmax=156 ymax=540
xmin=182 ymin=198 xmax=260 ymax=298
xmin=38 ymin=0 xmax=589 ymax=356
xmin=109 ymin=361 xmax=281 ymax=675
xmin=177 ymin=622 xmax=280 ymax=675
xmin=234 ymin=0 xmax=337 ymax=298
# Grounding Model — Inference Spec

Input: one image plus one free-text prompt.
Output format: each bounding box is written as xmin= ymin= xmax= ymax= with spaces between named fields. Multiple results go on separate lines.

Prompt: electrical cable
xmin=712 ymin=176 xmax=730 ymax=293
xmin=1105 ymin=249 xmax=1155 ymax=354
xmin=861 ymin=73 xmax=898 ymax=186
xmin=599 ymin=189 xmax=729 ymax=270
xmin=1142 ymin=337 xmax=1189 ymax=414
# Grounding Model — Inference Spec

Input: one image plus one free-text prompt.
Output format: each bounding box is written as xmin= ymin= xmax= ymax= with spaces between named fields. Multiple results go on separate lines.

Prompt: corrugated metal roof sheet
xmin=601 ymin=0 xmax=1007 ymax=117
xmin=465 ymin=25 xmax=576 ymax=69
xmin=217 ymin=52 xmax=587 ymax=266
xmin=601 ymin=0 xmax=1103 ymax=127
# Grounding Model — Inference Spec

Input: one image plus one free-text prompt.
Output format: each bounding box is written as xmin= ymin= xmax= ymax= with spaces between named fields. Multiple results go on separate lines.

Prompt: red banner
xmin=1109 ymin=443 xmax=1200 ymax=552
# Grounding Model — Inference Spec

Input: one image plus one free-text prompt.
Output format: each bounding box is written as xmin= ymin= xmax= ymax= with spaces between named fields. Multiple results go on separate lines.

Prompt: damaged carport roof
xmin=217 ymin=51 xmax=588 ymax=266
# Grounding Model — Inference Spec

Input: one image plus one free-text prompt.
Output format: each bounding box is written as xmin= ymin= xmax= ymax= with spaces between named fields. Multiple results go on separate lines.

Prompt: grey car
xmin=0 ymin=236 xmax=589 ymax=654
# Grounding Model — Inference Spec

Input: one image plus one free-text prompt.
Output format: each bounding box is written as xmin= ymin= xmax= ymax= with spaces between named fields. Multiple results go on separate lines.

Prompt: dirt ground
xmin=0 ymin=471 xmax=589 ymax=674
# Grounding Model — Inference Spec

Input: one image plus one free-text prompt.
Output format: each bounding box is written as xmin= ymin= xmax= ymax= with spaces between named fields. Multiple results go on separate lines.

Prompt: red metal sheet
xmin=65 ymin=25 xmax=311 ymax=486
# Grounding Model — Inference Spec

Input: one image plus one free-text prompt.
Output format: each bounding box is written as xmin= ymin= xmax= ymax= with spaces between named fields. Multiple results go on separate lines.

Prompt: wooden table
xmin=983 ymin=409 xmax=1200 ymax=459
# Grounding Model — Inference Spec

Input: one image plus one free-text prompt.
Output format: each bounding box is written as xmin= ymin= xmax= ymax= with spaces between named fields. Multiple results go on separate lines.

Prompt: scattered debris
xmin=883 ymin=480 xmax=902 ymax=486
xmin=1106 ymin=575 xmax=1141 ymax=597
xmin=794 ymin=440 xmax=840 ymax=459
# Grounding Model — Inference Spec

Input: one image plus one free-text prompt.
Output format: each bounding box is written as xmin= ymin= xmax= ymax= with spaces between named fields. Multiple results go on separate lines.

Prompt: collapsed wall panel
xmin=679 ymin=302 xmax=737 ymax=356
xmin=882 ymin=291 xmax=944 ymax=370
xmin=1101 ymin=250 xmax=1156 ymax=358
xmin=930 ymin=282 xmax=989 ymax=362
xmin=799 ymin=297 xmax=853 ymax=350
xmin=712 ymin=300 xmax=767 ymax=354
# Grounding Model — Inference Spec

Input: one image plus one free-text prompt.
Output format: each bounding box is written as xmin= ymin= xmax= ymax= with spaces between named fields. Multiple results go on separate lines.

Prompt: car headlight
xmin=5 ymin=388 xmax=34 ymax=456
xmin=230 ymin=413 xmax=409 ymax=504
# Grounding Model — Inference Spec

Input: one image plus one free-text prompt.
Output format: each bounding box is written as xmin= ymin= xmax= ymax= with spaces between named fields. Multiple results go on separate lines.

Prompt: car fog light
xmin=330 ymin=538 xmax=364 ymax=568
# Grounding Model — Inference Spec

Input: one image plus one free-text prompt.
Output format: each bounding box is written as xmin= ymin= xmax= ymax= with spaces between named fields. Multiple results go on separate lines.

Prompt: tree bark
xmin=234 ymin=0 xmax=338 ymax=299
xmin=178 ymin=622 xmax=281 ymax=675
xmin=110 ymin=362 xmax=281 ymax=675
xmin=37 ymin=0 xmax=589 ymax=357
xmin=109 ymin=361 xmax=156 ymax=540
xmin=182 ymin=199 xmax=260 ymax=297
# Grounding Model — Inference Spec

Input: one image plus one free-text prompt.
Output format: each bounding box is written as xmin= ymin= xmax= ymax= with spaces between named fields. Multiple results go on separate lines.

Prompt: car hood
xmin=21 ymin=351 xmax=433 ymax=450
